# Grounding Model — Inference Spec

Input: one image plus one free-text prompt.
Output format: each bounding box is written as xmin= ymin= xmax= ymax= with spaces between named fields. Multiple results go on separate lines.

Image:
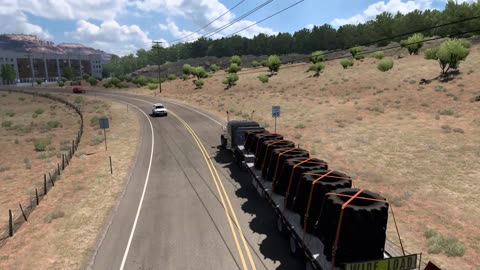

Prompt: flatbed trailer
xmin=232 ymin=144 xmax=421 ymax=270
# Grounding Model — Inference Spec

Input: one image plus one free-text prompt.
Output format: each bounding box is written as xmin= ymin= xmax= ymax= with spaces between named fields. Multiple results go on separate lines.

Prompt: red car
xmin=72 ymin=87 xmax=86 ymax=93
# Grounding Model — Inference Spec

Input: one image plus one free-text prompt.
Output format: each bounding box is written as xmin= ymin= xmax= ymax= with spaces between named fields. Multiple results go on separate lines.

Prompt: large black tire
xmin=249 ymin=133 xmax=283 ymax=156
xmin=254 ymin=139 xmax=294 ymax=170
xmin=265 ymin=148 xmax=309 ymax=181
xmin=316 ymin=188 xmax=388 ymax=265
xmin=273 ymin=157 xmax=328 ymax=199
xmin=245 ymin=130 xmax=269 ymax=152
xmin=292 ymin=170 xmax=352 ymax=234
xmin=220 ymin=134 xmax=227 ymax=148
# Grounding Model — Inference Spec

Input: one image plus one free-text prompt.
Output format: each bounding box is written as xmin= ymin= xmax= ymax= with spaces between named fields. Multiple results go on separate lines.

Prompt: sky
xmin=0 ymin=0 xmax=472 ymax=56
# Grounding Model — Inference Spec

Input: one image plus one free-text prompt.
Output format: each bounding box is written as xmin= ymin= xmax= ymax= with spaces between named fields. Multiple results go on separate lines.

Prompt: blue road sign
xmin=99 ymin=117 xmax=109 ymax=129
xmin=272 ymin=106 xmax=281 ymax=118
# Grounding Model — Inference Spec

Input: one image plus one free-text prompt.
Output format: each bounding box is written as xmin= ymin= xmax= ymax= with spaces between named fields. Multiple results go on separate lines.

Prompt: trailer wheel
xmin=289 ymin=235 xmax=303 ymax=257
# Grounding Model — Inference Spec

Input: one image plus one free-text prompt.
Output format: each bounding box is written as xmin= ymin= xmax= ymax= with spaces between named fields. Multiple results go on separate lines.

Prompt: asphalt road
xmin=64 ymin=90 xmax=305 ymax=270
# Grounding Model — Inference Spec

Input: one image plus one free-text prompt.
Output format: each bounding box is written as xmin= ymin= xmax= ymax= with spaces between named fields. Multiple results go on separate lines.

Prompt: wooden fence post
xmin=44 ymin=174 xmax=47 ymax=195
xmin=50 ymin=172 xmax=55 ymax=186
xmin=19 ymin=204 xmax=27 ymax=221
xmin=35 ymin=188 xmax=39 ymax=205
xmin=9 ymin=210 xmax=13 ymax=237
xmin=62 ymin=154 xmax=65 ymax=170
xmin=109 ymin=156 xmax=113 ymax=175
xmin=57 ymin=163 xmax=60 ymax=175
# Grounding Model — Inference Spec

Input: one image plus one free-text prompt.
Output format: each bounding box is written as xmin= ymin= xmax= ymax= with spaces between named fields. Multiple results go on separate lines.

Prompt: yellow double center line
xmin=170 ymin=111 xmax=256 ymax=270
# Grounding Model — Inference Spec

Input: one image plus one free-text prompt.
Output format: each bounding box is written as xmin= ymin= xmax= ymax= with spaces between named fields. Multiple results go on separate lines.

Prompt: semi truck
xmin=220 ymin=120 xmax=422 ymax=270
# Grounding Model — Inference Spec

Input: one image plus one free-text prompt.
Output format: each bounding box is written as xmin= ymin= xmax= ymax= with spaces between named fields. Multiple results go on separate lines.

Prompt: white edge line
xmin=117 ymin=100 xmax=155 ymax=270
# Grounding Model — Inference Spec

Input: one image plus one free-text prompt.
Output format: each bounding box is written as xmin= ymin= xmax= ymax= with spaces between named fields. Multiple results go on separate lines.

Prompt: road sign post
xmin=272 ymin=105 xmax=280 ymax=134
xmin=99 ymin=117 xmax=110 ymax=151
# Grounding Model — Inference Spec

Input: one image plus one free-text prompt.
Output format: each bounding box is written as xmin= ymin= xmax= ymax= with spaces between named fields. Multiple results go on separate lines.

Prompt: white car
xmin=151 ymin=103 xmax=168 ymax=117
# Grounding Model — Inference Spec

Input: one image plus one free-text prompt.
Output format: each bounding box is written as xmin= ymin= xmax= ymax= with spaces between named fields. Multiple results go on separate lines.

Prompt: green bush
xmin=226 ymin=63 xmax=241 ymax=74
xmin=261 ymin=59 xmax=268 ymax=67
xmin=118 ymin=82 xmax=129 ymax=88
xmin=400 ymin=33 xmax=425 ymax=55
xmin=192 ymin=66 xmax=208 ymax=79
xmin=103 ymin=80 xmax=112 ymax=88
xmin=424 ymin=228 xmax=466 ymax=257
xmin=309 ymin=51 xmax=324 ymax=63
xmin=230 ymin=55 xmax=242 ymax=66
xmin=183 ymin=64 xmax=193 ymax=75
xmin=373 ymin=51 xmax=384 ymax=59
xmin=35 ymin=108 xmax=45 ymax=115
xmin=82 ymin=73 xmax=90 ymax=80
xmin=111 ymin=77 xmax=121 ymax=87
xmin=148 ymin=83 xmax=158 ymax=90
xmin=5 ymin=111 xmax=15 ymax=117
xmin=251 ymin=60 xmax=261 ymax=67
xmin=47 ymin=120 xmax=61 ymax=129
xmin=88 ymin=77 xmax=98 ymax=86
xmin=167 ymin=74 xmax=176 ymax=80
xmin=36 ymin=79 xmax=43 ymax=85
xmin=58 ymin=81 xmax=64 ymax=87
xmin=194 ymin=79 xmax=204 ymax=89
xmin=340 ymin=58 xmax=354 ymax=69
xmin=425 ymin=39 xmax=470 ymax=75
xmin=124 ymin=75 xmax=133 ymax=82
xmin=458 ymin=38 xmax=471 ymax=49
xmin=377 ymin=59 xmax=394 ymax=72
xmin=266 ymin=55 xmax=281 ymax=75
xmin=1 ymin=120 xmax=13 ymax=128
xmin=309 ymin=62 xmax=325 ymax=77
xmin=180 ymin=74 xmax=188 ymax=80
xmin=210 ymin=64 xmax=220 ymax=73
xmin=258 ymin=74 xmax=269 ymax=83
xmin=350 ymin=46 xmax=365 ymax=60
xmin=223 ymin=73 xmax=239 ymax=88
xmin=33 ymin=138 xmax=51 ymax=151
xmin=133 ymin=76 xmax=149 ymax=87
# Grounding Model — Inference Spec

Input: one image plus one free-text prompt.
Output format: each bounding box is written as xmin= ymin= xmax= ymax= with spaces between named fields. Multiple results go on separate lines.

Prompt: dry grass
xmin=0 ymin=95 xmax=140 ymax=270
xmin=100 ymin=47 xmax=480 ymax=269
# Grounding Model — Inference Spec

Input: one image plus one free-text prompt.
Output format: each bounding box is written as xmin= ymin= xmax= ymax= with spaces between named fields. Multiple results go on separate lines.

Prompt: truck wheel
xmin=289 ymin=235 xmax=303 ymax=257
xmin=220 ymin=135 xmax=227 ymax=148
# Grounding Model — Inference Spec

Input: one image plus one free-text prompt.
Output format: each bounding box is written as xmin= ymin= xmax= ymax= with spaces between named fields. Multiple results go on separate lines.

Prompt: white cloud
xmin=16 ymin=0 xmax=125 ymax=20
xmin=159 ymin=21 xmax=202 ymax=42
xmin=0 ymin=0 xmax=51 ymax=39
xmin=66 ymin=20 xmax=156 ymax=56
xmin=305 ymin=24 xmax=315 ymax=30
xmin=331 ymin=0 xmax=435 ymax=27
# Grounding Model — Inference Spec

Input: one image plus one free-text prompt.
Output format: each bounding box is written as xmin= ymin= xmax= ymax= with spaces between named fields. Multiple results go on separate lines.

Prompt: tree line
xmin=103 ymin=0 xmax=480 ymax=76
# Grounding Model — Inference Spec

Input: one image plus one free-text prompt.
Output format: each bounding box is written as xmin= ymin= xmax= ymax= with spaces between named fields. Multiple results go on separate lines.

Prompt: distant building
xmin=0 ymin=49 xmax=104 ymax=85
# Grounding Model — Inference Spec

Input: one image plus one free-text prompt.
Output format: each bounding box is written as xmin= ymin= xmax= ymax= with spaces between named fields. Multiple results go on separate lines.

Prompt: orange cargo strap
xmin=273 ymin=148 xmax=303 ymax=181
xmin=283 ymin=158 xmax=313 ymax=207
xmin=302 ymin=170 xmax=333 ymax=239
xmin=260 ymin=140 xmax=289 ymax=168
xmin=303 ymin=172 xmax=357 ymax=188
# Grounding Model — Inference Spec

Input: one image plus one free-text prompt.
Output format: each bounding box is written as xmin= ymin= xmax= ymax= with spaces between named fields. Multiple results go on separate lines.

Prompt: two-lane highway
xmin=36 ymin=89 xmax=303 ymax=270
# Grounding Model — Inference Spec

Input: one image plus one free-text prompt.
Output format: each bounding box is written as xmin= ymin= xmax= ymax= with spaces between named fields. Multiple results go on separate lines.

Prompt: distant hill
xmin=0 ymin=34 xmax=114 ymax=58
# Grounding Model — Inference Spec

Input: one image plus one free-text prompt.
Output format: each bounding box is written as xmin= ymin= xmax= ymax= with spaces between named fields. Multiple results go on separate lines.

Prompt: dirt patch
xmin=0 ymin=94 xmax=140 ymax=270
xmin=101 ymin=47 xmax=480 ymax=269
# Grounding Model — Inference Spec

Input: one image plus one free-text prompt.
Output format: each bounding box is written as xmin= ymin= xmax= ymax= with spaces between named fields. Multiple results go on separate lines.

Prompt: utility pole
xmin=152 ymin=41 xmax=164 ymax=93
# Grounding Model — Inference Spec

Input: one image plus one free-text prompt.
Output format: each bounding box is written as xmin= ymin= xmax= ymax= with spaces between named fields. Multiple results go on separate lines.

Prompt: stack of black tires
xmin=241 ymin=129 xmax=389 ymax=266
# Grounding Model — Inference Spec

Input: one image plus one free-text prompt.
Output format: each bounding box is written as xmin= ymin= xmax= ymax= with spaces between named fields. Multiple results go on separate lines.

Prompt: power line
xmin=169 ymin=0 xmax=247 ymax=44
xmin=227 ymin=28 xmax=480 ymax=77
xmin=203 ymin=0 xmax=274 ymax=39
xmin=226 ymin=0 xmax=304 ymax=38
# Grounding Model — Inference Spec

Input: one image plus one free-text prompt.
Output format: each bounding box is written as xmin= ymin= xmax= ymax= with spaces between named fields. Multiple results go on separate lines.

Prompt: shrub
xmin=110 ymin=77 xmax=121 ymax=87
xmin=350 ymin=46 xmax=365 ymax=60
xmin=266 ymin=55 xmax=281 ymax=75
xmin=340 ymin=58 xmax=354 ymax=69
xmin=258 ymin=74 xmax=269 ymax=83
xmin=58 ymin=81 xmax=64 ymax=87
xmin=90 ymin=115 xmax=100 ymax=127
xmin=88 ymin=77 xmax=98 ymax=86
xmin=425 ymin=39 xmax=470 ymax=75
xmin=377 ymin=59 xmax=394 ymax=72
xmin=183 ymin=64 xmax=193 ymax=75
xmin=223 ymin=73 xmax=239 ymax=88
xmin=210 ymin=64 xmax=220 ymax=73
xmin=424 ymin=228 xmax=466 ymax=257
xmin=251 ymin=60 xmax=260 ymax=67
xmin=373 ymin=51 xmax=384 ymax=59
xmin=61 ymin=77 xmax=67 ymax=83
xmin=148 ymin=83 xmax=158 ymax=90
xmin=439 ymin=109 xmax=454 ymax=115
xmin=230 ymin=55 xmax=242 ymax=66
xmin=124 ymin=75 xmax=133 ymax=82
xmin=295 ymin=123 xmax=306 ymax=129
xmin=24 ymin=158 xmax=31 ymax=169
xmin=35 ymin=108 xmax=44 ymax=115
xmin=261 ymin=59 xmax=268 ymax=67
xmin=192 ymin=66 xmax=208 ymax=80
xmin=194 ymin=79 xmax=204 ymax=89
xmin=47 ymin=120 xmax=61 ymax=129
xmin=226 ymin=63 xmax=241 ymax=74
xmin=33 ymin=138 xmax=50 ymax=151
xmin=5 ymin=111 xmax=15 ymax=117
xmin=36 ymin=79 xmax=43 ymax=85
xmin=309 ymin=51 xmax=324 ymax=63
xmin=103 ymin=80 xmax=112 ymax=88
xmin=82 ymin=73 xmax=90 ymax=80
xmin=1 ymin=120 xmax=12 ymax=128
xmin=74 ymin=96 xmax=83 ymax=104
xmin=133 ymin=76 xmax=148 ymax=87
xmin=400 ymin=33 xmax=425 ymax=55
xmin=180 ymin=74 xmax=188 ymax=80
xmin=309 ymin=62 xmax=325 ymax=77
xmin=167 ymin=74 xmax=176 ymax=80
